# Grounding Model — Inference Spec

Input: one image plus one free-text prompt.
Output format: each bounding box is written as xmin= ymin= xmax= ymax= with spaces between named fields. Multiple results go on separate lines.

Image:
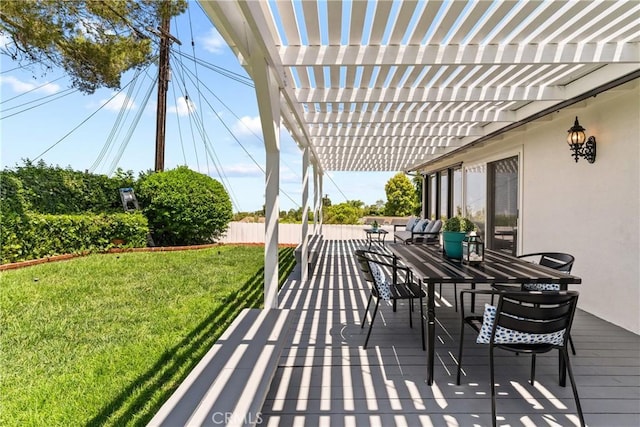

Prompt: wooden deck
xmin=263 ymin=239 xmax=640 ymax=426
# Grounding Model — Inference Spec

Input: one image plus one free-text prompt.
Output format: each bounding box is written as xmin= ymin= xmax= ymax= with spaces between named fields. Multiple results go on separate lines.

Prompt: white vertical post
xmin=318 ymin=172 xmax=324 ymax=234
xmin=313 ymin=167 xmax=320 ymax=234
xmin=301 ymin=148 xmax=310 ymax=282
xmin=252 ymin=57 xmax=280 ymax=309
xmin=422 ymin=173 xmax=428 ymax=219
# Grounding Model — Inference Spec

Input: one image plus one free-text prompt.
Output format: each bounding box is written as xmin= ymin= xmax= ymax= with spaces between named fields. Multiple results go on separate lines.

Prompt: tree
xmin=384 ymin=173 xmax=416 ymax=216
xmin=412 ymin=174 xmax=423 ymax=216
xmin=322 ymin=201 xmax=365 ymax=224
xmin=0 ymin=0 xmax=187 ymax=94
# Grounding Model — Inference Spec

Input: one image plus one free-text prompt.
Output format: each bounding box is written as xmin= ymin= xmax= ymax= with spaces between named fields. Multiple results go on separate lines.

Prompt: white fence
xmin=219 ymin=222 xmax=395 ymax=244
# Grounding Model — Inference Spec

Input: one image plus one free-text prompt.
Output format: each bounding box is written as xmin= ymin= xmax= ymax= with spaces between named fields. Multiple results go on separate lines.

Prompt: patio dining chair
xmin=354 ymin=249 xmax=426 ymax=350
xmin=456 ymin=289 xmax=584 ymax=427
xmin=492 ymin=252 xmax=577 ymax=354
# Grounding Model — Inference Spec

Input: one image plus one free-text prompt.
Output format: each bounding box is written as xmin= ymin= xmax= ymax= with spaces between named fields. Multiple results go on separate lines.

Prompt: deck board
xmin=264 ymin=240 xmax=640 ymax=427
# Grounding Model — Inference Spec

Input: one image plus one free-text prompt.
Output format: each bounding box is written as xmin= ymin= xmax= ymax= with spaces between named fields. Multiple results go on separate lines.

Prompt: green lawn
xmin=0 ymin=245 xmax=296 ymax=427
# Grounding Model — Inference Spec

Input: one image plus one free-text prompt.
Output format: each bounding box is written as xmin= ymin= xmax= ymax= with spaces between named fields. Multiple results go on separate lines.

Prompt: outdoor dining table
xmin=387 ymin=243 xmax=582 ymax=386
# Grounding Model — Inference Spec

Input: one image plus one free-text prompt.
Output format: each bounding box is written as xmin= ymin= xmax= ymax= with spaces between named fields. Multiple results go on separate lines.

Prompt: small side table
xmin=364 ymin=228 xmax=388 ymax=248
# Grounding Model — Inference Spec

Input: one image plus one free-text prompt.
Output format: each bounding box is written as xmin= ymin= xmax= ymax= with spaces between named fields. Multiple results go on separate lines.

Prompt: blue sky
xmin=0 ymin=2 xmax=395 ymax=213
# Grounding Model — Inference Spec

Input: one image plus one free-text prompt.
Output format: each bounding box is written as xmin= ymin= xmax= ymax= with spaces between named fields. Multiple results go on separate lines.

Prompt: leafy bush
xmin=2 ymin=212 xmax=149 ymax=263
xmin=0 ymin=175 xmax=31 ymax=263
xmin=136 ymin=166 xmax=232 ymax=246
xmin=2 ymin=160 xmax=134 ymax=214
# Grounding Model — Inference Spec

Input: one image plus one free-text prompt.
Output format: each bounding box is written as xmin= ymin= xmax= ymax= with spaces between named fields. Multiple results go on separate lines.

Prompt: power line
xmin=31 ymin=78 xmax=139 ymax=162
xmin=0 ymin=88 xmax=77 ymax=119
xmin=168 ymin=51 xmax=242 ymax=211
xmin=0 ymin=75 xmax=69 ymax=105
xmin=89 ymin=65 xmax=153 ymax=172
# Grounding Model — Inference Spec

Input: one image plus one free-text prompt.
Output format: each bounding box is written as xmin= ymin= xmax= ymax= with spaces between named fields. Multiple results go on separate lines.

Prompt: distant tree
xmin=0 ymin=0 xmax=187 ymax=94
xmin=384 ymin=173 xmax=416 ymax=216
xmin=322 ymin=194 xmax=332 ymax=207
xmin=279 ymin=207 xmax=314 ymax=224
xmin=324 ymin=201 xmax=365 ymax=224
xmin=347 ymin=199 xmax=364 ymax=209
xmin=412 ymin=174 xmax=423 ymax=216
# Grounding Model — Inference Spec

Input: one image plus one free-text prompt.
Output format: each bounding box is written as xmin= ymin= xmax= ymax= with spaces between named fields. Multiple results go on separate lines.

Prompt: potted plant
xmin=372 ymin=220 xmax=379 ymax=231
xmin=442 ymin=216 xmax=476 ymax=259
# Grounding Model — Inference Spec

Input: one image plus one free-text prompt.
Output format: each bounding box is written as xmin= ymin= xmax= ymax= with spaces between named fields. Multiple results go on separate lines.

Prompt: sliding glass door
xmin=487 ymin=156 xmax=519 ymax=255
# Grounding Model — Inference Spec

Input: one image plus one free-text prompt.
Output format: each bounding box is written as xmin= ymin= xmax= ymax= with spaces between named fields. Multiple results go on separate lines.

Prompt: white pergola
xmin=198 ymin=0 xmax=640 ymax=306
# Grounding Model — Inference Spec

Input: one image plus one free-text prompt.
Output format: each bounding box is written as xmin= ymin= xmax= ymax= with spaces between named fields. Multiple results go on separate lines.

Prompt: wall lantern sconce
xmin=567 ymin=116 xmax=596 ymax=163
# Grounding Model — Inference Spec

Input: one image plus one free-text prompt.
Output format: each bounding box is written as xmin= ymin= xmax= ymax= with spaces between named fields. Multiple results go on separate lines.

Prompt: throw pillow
xmin=523 ymin=283 xmax=560 ymax=291
xmin=368 ymin=262 xmax=392 ymax=300
xmin=425 ymin=219 xmax=442 ymax=233
xmin=413 ymin=219 xmax=429 ymax=232
xmin=476 ymin=304 xmax=565 ymax=345
xmin=405 ymin=217 xmax=419 ymax=231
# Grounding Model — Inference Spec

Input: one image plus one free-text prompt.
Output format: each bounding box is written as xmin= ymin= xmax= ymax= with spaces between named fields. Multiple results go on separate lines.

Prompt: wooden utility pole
xmin=154 ymin=15 xmax=171 ymax=172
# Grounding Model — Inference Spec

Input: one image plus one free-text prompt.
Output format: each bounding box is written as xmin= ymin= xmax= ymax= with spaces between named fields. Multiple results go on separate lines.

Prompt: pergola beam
xmin=304 ymin=109 xmax=515 ymax=124
xmin=280 ymin=43 xmax=640 ymax=67
xmin=308 ymin=124 xmax=485 ymax=138
xmin=296 ymin=86 xmax=563 ymax=104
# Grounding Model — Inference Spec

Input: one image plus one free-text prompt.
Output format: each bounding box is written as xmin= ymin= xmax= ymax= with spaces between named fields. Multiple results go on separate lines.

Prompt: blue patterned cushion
xmin=523 ymin=283 xmax=560 ymax=291
xmin=476 ymin=304 xmax=565 ymax=345
xmin=369 ymin=262 xmax=392 ymax=300
xmin=413 ymin=219 xmax=429 ymax=232
xmin=405 ymin=217 xmax=419 ymax=231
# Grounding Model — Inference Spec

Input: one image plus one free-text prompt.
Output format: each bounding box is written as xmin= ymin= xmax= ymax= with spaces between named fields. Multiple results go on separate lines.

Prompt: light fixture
xmin=567 ymin=116 xmax=596 ymax=163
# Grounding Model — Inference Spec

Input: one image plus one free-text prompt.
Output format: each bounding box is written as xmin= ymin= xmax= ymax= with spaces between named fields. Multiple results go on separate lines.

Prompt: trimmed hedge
xmin=137 ymin=167 xmax=233 ymax=246
xmin=0 ymin=161 xmax=148 ymax=264
xmin=2 ymin=160 xmax=134 ymax=214
xmin=1 ymin=213 xmax=148 ymax=264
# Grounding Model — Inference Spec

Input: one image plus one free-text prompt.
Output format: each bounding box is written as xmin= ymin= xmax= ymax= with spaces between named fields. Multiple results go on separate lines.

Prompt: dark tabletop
xmin=388 ymin=243 xmax=582 ymax=285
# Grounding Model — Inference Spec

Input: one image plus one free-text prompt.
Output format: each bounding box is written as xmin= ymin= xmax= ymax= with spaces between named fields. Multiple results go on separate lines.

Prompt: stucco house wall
xmin=519 ymin=81 xmax=639 ymax=334
xmin=426 ymin=80 xmax=639 ymax=334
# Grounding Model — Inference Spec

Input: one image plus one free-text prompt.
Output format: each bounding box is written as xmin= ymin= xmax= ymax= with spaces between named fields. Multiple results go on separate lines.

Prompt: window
xmin=429 ymin=174 xmax=437 ymax=220
xmin=452 ymin=167 xmax=462 ymax=216
xmin=439 ymin=171 xmax=448 ymax=220
xmin=465 ymin=164 xmax=486 ymax=239
xmin=488 ymin=156 xmax=518 ymax=254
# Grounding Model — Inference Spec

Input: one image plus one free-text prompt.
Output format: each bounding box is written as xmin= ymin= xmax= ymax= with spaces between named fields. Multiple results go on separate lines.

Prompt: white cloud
xmin=99 ymin=92 xmax=136 ymax=112
xmin=280 ymin=169 xmax=301 ymax=185
xmin=233 ymin=115 xmax=262 ymax=137
xmin=168 ymin=96 xmax=196 ymax=116
xmin=0 ymin=75 xmax=60 ymax=95
xmin=221 ymin=163 xmax=264 ymax=178
xmin=200 ymin=28 xmax=226 ymax=54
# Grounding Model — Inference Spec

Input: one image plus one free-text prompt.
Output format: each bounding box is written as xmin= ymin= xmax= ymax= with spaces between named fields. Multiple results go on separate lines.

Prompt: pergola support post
xmin=300 ymin=147 xmax=310 ymax=282
xmin=252 ymin=57 xmax=281 ymax=309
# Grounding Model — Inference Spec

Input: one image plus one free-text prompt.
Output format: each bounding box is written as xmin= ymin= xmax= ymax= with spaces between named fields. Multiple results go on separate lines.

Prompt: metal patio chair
xmin=456 ymin=289 xmax=584 ymax=427
xmin=354 ymin=249 xmax=426 ymax=350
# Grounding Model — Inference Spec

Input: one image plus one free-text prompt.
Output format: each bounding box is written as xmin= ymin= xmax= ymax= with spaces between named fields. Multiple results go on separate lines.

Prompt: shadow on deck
xmin=264 ymin=239 xmax=640 ymax=426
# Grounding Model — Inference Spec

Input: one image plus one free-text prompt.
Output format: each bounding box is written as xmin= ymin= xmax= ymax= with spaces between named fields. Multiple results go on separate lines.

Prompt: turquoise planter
xmin=442 ymin=231 xmax=467 ymax=259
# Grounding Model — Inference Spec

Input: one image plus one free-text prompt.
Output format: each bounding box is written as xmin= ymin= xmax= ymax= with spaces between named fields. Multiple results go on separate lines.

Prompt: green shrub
xmin=0 ymin=175 xmax=31 ymax=263
xmin=136 ymin=166 xmax=233 ymax=246
xmin=3 ymin=160 xmax=134 ymax=214
xmin=1 ymin=213 xmax=148 ymax=263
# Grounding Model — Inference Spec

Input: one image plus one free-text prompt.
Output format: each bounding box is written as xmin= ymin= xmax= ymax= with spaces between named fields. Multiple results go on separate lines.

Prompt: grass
xmin=0 ymin=245 xmax=296 ymax=427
